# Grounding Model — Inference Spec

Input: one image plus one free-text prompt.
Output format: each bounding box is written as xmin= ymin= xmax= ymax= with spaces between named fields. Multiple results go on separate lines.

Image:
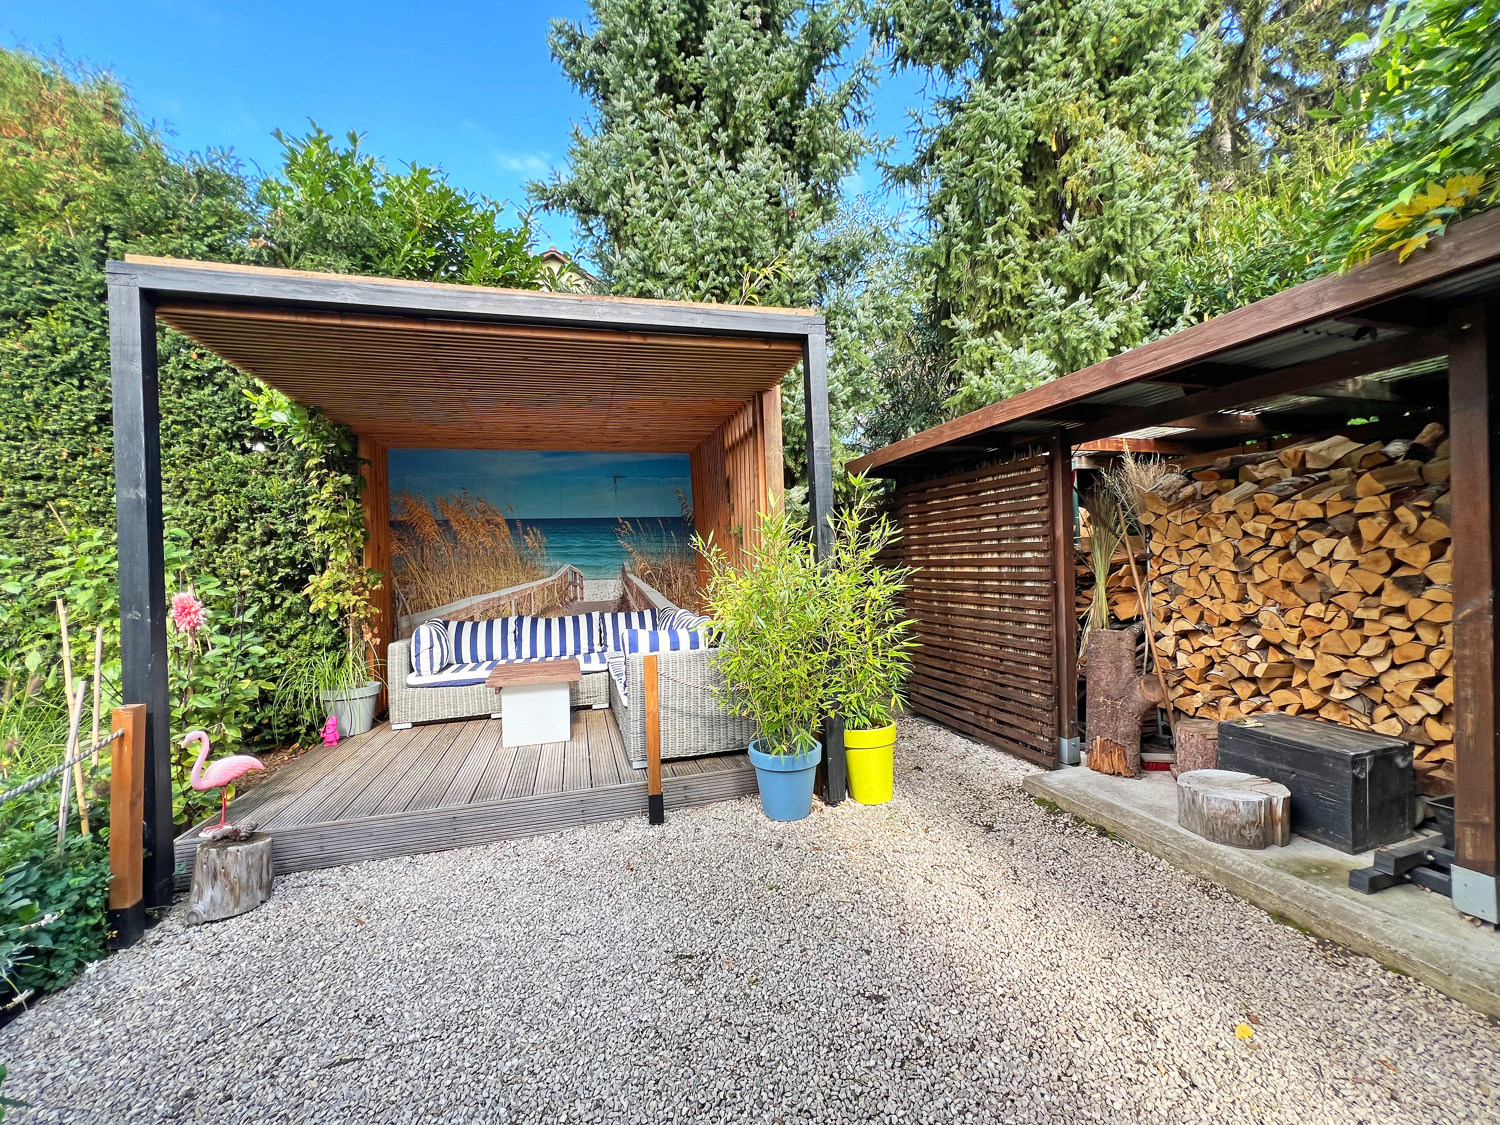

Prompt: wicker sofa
xmin=396 ymin=618 xmax=618 ymax=732
xmin=387 ymin=606 xmax=754 ymax=769
xmin=608 ymin=647 xmax=754 ymax=769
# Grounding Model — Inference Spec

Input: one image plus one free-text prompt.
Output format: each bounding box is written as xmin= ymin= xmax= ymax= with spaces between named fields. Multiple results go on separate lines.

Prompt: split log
xmin=185 ymin=833 xmax=274 ymax=925
xmin=1176 ymin=769 xmax=1291 ymax=849
xmin=1171 ymin=718 xmax=1219 ymax=778
xmin=1125 ymin=420 xmax=1453 ymax=794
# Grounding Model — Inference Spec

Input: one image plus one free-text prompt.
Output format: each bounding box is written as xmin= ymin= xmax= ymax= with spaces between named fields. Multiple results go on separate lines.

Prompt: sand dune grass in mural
xmin=616 ymin=510 xmax=698 ymax=611
xmin=390 ymin=491 xmax=549 ymax=619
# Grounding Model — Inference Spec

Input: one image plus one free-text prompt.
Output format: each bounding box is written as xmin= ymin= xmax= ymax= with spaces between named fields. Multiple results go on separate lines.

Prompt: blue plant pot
xmin=747 ymin=740 xmax=822 ymax=822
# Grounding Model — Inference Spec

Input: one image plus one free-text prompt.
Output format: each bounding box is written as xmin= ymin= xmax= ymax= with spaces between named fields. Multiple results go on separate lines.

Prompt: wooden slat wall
xmin=689 ymin=393 xmax=783 ymax=590
xmin=893 ymin=452 xmax=1060 ymax=765
xmin=359 ymin=436 xmax=393 ymax=711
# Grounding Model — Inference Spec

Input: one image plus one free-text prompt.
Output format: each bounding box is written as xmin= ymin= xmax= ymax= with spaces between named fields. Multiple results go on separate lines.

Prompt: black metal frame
xmin=107 ymin=259 xmax=843 ymax=912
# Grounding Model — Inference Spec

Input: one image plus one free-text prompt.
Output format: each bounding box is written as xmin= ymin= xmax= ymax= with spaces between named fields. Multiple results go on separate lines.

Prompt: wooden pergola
xmin=108 ymin=256 xmax=843 ymax=916
xmin=850 ymin=209 xmax=1500 ymax=926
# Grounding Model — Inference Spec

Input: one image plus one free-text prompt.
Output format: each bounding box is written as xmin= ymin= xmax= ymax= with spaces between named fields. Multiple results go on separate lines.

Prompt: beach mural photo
xmin=386 ymin=449 xmax=696 ymax=619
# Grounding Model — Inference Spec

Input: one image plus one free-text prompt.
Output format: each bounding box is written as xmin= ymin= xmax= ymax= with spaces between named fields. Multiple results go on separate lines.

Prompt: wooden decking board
xmin=563 ymin=712 xmax=593 ymax=792
xmin=255 ymin=723 xmax=412 ymax=829
xmin=406 ymin=720 xmax=488 ymax=813
xmin=383 ymin=720 xmax=485 ymax=815
xmin=266 ymin=724 xmax=428 ymax=829
xmin=339 ymin=722 xmax=466 ymax=821
xmin=583 ymin=710 xmax=622 ymax=787
xmin=449 ymin=721 xmax=508 ymax=805
xmin=499 ymin=738 xmax=543 ymax=800
xmin=173 ymin=711 xmax=759 ymax=886
xmin=215 ymin=729 xmax=375 ymax=828
xmin=533 ymin=717 xmax=573 ymax=795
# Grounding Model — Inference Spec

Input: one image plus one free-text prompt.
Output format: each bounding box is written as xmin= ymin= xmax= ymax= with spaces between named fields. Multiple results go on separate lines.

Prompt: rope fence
xmin=0 ymin=728 xmax=123 ymax=807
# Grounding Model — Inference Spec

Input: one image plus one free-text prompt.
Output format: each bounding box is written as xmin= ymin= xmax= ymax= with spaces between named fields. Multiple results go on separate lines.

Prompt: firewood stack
xmin=1135 ymin=423 xmax=1454 ymax=794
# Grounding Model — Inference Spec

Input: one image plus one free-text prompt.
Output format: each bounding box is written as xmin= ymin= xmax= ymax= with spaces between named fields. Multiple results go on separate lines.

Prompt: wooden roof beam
xmin=1073 ymin=328 xmax=1448 ymax=445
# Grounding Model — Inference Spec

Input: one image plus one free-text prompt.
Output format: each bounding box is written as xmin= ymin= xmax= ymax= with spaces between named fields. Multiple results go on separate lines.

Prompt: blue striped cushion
xmin=446 ymin=618 xmax=517 ymax=663
xmin=622 ymin=628 xmax=707 ymax=654
xmin=514 ymin=613 xmax=599 ymax=659
xmin=406 ymin=660 xmax=497 ymax=688
xmin=606 ymin=653 xmax=628 ymax=703
xmin=410 ymin=622 xmax=450 ymax=676
xmin=663 ymin=609 xmax=713 ymax=633
xmin=600 ymin=610 xmax=658 ymax=651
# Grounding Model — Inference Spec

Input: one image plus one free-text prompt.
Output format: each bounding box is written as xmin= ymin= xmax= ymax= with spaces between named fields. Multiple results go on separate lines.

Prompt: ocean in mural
xmin=388 ymin=515 xmax=694 ymax=579
xmin=386 ymin=451 xmax=695 ymax=604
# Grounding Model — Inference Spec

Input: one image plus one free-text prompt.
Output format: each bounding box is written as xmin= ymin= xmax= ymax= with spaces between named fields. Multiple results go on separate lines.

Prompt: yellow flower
xmin=1235 ymin=1023 xmax=1255 ymax=1040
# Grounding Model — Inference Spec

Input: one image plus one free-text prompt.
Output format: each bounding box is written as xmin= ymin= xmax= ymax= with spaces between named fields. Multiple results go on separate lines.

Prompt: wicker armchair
xmin=609 ymin=647 xmax=754 ymax=769
xmin=387 ymin=637 xmax=609 ymax=729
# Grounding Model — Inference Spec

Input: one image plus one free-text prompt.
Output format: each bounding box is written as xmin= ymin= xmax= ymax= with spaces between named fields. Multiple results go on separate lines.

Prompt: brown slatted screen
xmin=894 ymin=453 xmax=1059 ymax=765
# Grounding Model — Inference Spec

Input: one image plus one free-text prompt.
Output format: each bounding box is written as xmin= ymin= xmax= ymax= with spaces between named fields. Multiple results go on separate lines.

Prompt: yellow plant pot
xmin=844 ymin=723 xmax=897 ymax=805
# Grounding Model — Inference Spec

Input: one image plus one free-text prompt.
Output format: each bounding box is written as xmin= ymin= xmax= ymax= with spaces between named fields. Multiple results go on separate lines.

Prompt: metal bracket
xmin=1058 ymin=736 xmax=1081 ymax=766
xmin=1451 ymin=865 xmax=1499 ymax=923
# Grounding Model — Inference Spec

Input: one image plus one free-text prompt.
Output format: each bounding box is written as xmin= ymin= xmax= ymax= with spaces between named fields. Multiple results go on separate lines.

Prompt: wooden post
xmin=1049 ymin=431 xmax=1079 ymax=759
xmin=1449 ymin=301 xmax=1500 ymax=923
xmin=803 ymin=324 xmax=845 ymax=804
xmin=107 ymin=705 xmax=147 ymax=948
xmin=110 ymin=277 xmax=174 ymax=910
xmin=358 ymin=435 xmax=392 ymax=713
xmin=644 ymin=654 xmax=664 ymax=825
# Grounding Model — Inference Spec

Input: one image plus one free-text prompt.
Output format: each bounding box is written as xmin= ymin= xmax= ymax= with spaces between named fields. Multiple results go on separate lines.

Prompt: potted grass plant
xmin=827 ymin=476 xmax=917 ymax=805
xmin=275 ymin=638 xmax=382 ymax=740
xmin=697 ymin=503 xmax=835 ymax=822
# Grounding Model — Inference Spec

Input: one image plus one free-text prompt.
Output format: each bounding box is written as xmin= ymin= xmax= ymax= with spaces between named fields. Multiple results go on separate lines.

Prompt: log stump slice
xmin=1177 ymin=770 xmax=1291 ymax=850
xmin=185 ymin=833 xmax=274 ymax=925
xmin=1172 ymin=718 xmax=1220 ymax=779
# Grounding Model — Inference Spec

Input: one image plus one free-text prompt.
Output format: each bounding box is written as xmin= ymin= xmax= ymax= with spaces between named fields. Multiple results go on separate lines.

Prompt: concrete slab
xmin=1023 ymin=766 xmax=1500 ymax=1018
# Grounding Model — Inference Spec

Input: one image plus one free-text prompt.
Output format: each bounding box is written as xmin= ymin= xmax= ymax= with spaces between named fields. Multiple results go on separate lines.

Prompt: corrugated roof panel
xmin=1212 ymin=320 xmax=1379 ymax=369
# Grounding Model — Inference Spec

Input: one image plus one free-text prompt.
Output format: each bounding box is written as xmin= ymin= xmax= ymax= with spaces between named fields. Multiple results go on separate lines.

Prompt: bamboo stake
xmin=56 ymin=681 xmax=85 ymax=855
xmin=1116 ymin=501 xmax=1177 ymax=741
xmin=55 ymin=600 xmax=90 ymax=832
xmin=89 ymin=626 xmax=104 ymax=768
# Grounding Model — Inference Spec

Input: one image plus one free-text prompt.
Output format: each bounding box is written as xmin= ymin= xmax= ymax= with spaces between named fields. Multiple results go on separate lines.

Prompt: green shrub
xmin=0 ymin=787 xmax=111 ymax=1008
xmin=825 ymin=477 xmax=916 ymax=732
xmin=698 ymin=506 xmax=836 ymax=756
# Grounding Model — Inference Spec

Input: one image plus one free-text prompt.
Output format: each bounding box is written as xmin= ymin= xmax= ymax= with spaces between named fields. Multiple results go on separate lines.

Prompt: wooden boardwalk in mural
xmin=172 ymin=710 xmax=756 ymax=886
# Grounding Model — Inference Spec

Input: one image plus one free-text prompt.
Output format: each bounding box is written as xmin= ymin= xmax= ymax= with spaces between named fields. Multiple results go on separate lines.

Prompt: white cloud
xmin=492 ymin=150 xmax=554 ymax=176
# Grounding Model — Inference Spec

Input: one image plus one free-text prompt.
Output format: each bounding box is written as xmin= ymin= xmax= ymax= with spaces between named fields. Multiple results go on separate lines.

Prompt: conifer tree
xmin=532 ymin=0 xmax=877 ymax=307
xmin=872 ymin=0 xmax=1215 ymax=409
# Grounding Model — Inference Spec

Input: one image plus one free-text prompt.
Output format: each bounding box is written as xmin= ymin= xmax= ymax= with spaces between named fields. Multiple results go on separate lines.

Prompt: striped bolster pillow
xmin=514 ymin=613 xmax=598 ymax=659
xmin=411 ymin=621 xmax=451 ymax=675
xmin=622 ymin=628 xmax=707 ymax=654
xmin=664 ymin=609 xmax=713 ymax=633
xmin=447 ymin=617 xmax=515 ymax=663
xmin=600 ymin=610 xmax=657 ymax=651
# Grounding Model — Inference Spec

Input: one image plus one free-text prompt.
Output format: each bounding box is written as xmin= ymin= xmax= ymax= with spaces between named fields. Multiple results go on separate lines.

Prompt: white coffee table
xmin=486 ymin=658 xmax=582 ymax=748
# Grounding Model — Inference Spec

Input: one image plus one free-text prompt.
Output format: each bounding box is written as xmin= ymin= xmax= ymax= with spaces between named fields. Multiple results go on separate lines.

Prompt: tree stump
xmin=1176 ymin=770 xmax=1291 ymax=849
xmin=1085 ymin=629 xmax=1164 ymax=778
xmin=1172 ymin=718 xmax=1219 ymax=778
xmin=185 ymin=833 xmax=274 ymax=925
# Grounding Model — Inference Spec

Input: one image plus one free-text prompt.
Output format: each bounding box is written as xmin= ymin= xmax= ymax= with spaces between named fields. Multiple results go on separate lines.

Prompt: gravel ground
xmin=3 ymin=717 xmax=1498 ymax=1125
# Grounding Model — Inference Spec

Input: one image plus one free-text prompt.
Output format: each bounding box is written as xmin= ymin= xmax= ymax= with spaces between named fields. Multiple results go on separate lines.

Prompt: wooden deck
xmin=172 ymin=709 xmax=756 ymax=886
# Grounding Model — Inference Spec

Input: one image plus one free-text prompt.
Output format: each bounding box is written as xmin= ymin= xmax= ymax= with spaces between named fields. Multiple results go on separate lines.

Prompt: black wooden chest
xmin=1215 ymin=714 xmax=1413 ymax=854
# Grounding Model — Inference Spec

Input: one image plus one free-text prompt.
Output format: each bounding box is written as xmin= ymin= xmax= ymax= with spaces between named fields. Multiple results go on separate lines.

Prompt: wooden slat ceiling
xmin=156 ymin=301 xmax=804 ymax=451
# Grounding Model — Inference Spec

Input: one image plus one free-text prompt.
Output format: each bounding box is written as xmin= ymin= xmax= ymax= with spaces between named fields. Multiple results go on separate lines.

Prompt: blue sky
xmin=388 ymin=450 xmax=692 ymax=519
xmin=6 ymin=1 xmax=927 ymax=259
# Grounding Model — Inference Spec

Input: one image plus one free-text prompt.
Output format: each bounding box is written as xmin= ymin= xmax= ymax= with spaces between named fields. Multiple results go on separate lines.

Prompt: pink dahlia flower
xmin=169 ymin=591 xmax=207 ymax=633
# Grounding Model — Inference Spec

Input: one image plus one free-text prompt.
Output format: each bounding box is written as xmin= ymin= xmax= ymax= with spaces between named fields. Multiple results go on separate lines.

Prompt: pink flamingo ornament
xmin=183 ymin=730 xmax=264 ymax=837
